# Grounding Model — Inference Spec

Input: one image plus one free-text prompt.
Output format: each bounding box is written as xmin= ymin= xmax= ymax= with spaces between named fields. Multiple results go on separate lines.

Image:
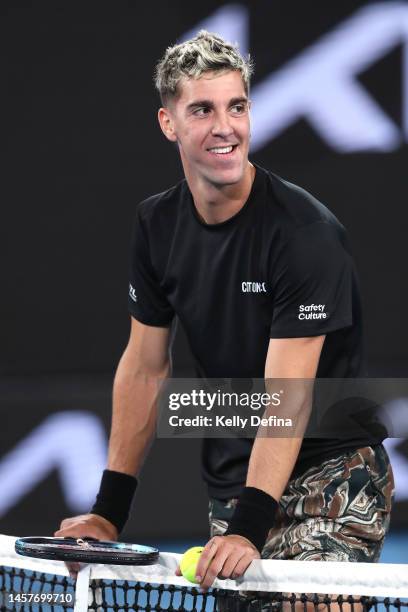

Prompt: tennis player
xmin=56 ymin=32 xmax=394 ymax=588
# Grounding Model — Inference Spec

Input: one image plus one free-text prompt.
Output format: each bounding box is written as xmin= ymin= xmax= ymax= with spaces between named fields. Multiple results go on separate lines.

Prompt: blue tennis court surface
xmin=380 ymin=531 xmax=408 ymax=563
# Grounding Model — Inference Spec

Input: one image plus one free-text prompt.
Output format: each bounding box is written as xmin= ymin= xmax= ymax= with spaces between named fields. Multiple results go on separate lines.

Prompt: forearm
xmin=246 ymin=437 xmax=303 ymax=501
xmin=246 ymin=336 xmax=324 ymax=499
xmin=107 ymin=347 xmax=169 ymax=476
xmin=225 ymin=384 xmax=313 ymax=549
xmin=246 ymin=380 xmax=314 ymax=499
xmin=224 ymin=337 xmax=323 ymax=550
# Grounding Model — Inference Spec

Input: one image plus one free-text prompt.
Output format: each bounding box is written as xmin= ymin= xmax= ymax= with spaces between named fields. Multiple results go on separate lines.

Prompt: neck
xmin=184 ymin=162 xmax=256 ymax=225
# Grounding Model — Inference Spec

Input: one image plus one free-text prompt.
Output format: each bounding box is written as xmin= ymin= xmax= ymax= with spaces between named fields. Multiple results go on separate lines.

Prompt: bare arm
xmin=246 ymin=335 xmax=325 ymax=500
xmin=197 ymin=335 xmax=325 ymax=588
xmin=108 ymin=316 xmax=172 ymax=476
xmin=55 ymin=316 xmax=172 ymax=543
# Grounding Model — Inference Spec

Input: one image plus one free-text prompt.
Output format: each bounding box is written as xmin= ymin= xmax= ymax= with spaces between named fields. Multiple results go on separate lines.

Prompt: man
xmin=56 ymin=31 xmax=394 ymax=589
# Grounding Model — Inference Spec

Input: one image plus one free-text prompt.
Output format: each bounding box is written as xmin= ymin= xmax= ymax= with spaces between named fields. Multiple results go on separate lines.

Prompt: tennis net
xmin=1 ymin=535 xmax=407 ymax=611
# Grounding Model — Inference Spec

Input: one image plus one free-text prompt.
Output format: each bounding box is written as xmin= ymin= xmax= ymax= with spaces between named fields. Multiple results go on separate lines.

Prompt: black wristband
xmin=90 ymin=469 xmax=138 ymax=534
xmin=224 ymin=486 xmax=279 ymax=552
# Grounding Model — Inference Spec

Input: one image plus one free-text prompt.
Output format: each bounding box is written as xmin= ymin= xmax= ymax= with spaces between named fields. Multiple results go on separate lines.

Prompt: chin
xmin=208 ymin=166 xmax=244 ymax=187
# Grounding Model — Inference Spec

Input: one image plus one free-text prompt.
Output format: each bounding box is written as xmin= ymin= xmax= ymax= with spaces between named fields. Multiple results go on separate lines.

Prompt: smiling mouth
xmin=207 ymin=144 xmax=238 ymax=155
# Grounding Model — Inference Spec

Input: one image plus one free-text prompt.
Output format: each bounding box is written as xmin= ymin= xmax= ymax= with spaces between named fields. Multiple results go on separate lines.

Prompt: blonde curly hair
xmin=154 ymin=30 xmax=253 ymax=104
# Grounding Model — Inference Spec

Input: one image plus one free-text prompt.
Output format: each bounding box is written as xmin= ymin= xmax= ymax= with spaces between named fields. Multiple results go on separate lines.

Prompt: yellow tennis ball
xmin=180 ymin=546 xmax=204 ymax=584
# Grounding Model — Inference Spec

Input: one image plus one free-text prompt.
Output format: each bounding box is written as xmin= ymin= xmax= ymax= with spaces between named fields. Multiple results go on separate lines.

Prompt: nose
xmin=211 ymin=110 xmax=234 ymax=139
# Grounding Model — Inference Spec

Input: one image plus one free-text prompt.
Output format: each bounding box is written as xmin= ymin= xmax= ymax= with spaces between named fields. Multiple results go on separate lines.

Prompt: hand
xmin=192 ymin=534 xmax=260 ymax=591
xmin=54 ymin=513 xmax=118 ymax=579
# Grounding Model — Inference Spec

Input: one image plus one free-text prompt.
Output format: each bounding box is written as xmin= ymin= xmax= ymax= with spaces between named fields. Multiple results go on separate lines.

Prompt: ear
xmin=158 ymin=107 xmax=178 ymax=142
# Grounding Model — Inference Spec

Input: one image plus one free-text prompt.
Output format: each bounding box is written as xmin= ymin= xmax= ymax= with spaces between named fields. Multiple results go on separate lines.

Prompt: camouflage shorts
xmin=209 ymin=445 xmax=394 ymax=562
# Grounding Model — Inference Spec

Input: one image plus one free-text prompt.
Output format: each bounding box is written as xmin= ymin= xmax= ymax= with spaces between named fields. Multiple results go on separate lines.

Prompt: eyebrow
xmin=186 ymin=96 xmax=248 ymax=112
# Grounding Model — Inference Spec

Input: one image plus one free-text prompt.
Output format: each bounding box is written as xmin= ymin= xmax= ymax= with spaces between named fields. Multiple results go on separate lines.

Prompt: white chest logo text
xmin=242 ymin=282 xmax=267 ymax=293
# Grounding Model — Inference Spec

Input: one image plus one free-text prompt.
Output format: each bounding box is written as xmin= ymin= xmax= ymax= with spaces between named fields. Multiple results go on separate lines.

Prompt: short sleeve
xmin=269 ymin=222 xmax=353 ymax=338
xmin=128 ymin=209 xmax=174 ymax=327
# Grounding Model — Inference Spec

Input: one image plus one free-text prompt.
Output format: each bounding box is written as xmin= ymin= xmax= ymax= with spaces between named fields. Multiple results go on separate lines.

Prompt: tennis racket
xmin=15 ymin=536 xmax=159 ymax=565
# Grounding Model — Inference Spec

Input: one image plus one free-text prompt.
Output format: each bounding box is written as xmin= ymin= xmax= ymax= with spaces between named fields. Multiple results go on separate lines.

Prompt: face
xmin=158 ymin=70 xmax=251 ymax=187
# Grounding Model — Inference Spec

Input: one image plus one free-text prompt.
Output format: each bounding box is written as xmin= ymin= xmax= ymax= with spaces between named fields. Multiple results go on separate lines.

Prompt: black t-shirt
xmin=129 ymin=164 xmax=383 ymax=498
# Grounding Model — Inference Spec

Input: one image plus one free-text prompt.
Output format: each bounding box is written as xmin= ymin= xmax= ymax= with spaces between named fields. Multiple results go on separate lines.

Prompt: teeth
xmin=209 ymin=146 xmax=233 ymax=154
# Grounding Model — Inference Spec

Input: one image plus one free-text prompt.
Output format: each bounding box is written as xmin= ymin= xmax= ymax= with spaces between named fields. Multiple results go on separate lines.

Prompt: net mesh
xmin=1 ymin=536 xmax=407 ymax=612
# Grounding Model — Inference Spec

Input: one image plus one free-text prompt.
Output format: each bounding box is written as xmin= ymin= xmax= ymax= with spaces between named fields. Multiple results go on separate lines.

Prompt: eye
xmin=231 ymin=103 xmax=247 ymax=115
xmin=193 ymin=107 xmax=211 ymax=117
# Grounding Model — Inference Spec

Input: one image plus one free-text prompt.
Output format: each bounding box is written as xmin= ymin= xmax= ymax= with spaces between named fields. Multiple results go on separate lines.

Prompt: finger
xmin=218 ymin=549 xmax=246 ymax=579
xmin=66 ymin=561 xmax=80 ymax=580
xmin=230 ymin=553 xmax=256 ymax=579
xmin=54 ymin=528 xmax=76 ymax=537
xmin=59 ymin=516 xmax=79 ymax=530
xmin=175 ymin=565 xmax=181 ymax=576
xmin=57 ymin=521 xmax=70 ymax=532
xmin=54 ymin=526 xmax=101 ymax=539
xmin=200 ymin=547 xmax=231 ymax=591
xmin=195 ymin=537 xmax=219 ymax=582
xmin=58 ymin=515 xmax=91 ymax=531
xmin=54 ymin=528 xmax=71 ymax=537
